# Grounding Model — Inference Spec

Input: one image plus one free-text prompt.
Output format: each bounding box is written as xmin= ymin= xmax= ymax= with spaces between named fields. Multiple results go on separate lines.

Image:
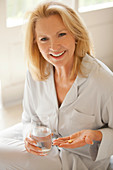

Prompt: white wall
xmin=80 ymin=7 xmax=113 ymax=71
xmin=0 ymin=0 xmax=26 ymax=106
xmin=0 ymin=0 xmax=113 ymax=107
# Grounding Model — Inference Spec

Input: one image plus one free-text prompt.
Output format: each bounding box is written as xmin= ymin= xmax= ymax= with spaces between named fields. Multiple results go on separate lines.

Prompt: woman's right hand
xmin=24 ymin=134 xmax=45 ymax=156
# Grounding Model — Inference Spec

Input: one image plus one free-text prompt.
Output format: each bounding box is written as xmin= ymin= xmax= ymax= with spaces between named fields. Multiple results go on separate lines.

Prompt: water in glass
xmin=31 ymin=125 xmax=52 ymax=155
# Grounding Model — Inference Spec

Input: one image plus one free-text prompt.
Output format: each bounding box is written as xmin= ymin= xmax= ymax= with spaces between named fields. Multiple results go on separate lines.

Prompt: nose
xmin=49 ymin=39 xmax=60 ymax=51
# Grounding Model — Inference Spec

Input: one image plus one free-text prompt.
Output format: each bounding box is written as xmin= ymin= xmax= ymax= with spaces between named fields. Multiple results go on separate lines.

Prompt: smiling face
xmin=35 ymin=15 xmax=76 ymax=69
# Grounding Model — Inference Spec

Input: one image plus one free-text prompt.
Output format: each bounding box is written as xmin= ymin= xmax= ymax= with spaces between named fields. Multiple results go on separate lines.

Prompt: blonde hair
xmin=25 ymin=1 xmax=94 ymax=81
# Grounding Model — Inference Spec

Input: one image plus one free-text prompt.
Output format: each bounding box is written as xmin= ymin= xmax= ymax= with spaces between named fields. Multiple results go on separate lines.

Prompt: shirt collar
xmin=76 ymin=53 xmax=93 ymax=87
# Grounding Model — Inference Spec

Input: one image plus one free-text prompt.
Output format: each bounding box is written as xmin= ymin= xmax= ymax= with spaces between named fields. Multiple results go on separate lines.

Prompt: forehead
xmin=35 ymin=15 xmax=66 ymax=36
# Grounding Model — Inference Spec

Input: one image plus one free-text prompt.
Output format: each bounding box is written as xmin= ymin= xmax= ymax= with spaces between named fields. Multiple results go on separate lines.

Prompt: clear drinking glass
xmin=30 ymin=115 xmax=52 ymax=155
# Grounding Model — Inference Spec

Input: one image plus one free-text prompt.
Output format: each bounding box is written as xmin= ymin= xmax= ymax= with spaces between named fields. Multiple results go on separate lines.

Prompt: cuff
xmin=22 ymin=123 xmax=31 ymax=140
xmin=89 ymin=128 xmax=113 ymax=161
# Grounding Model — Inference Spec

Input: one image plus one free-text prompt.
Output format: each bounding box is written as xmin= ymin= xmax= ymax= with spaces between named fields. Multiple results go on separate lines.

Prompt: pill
xmin=68 ymin=139 xmax=74 ymax=143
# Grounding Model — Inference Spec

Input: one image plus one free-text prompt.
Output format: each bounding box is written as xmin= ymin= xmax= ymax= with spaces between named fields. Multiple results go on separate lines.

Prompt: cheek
xmin=37 ymin=43 xmax=50 ymax=61
xmin=70 ymin=38 xmax=75 ymax=51
xmin=67 ymin=43 xmax=75 ymax=54
xmin=38 ymin=43 xmax=48 ymax=55
xmin=64 ymin=37 xmax=75 ymax=51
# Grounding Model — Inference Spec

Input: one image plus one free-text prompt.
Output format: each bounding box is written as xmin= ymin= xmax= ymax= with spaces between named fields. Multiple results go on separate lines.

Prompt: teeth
xmin=50 ymin=51 xmax=65 ymax=57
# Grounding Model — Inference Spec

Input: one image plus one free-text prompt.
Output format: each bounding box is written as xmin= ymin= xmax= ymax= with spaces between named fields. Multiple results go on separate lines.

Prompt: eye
xmin=58 ymin=33 xmax=66 ymax=37
xmin=40 ymin=37 xmax=48 ymax=41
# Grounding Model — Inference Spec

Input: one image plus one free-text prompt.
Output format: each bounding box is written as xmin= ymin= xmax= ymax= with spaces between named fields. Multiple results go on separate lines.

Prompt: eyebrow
xmin=37 ymin=29 xmax=67 ymax=38
xmin=56 ymin=29 xmax=67 ymax=34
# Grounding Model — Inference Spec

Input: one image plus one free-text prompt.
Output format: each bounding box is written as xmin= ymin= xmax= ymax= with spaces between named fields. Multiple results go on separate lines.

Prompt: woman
xmin=0 ymin=1 xmax=113 ymax=170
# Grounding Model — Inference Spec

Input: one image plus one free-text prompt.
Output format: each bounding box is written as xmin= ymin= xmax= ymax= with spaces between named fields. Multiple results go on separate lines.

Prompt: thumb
xmin=85 ymin=136 xmax=93 ymax=145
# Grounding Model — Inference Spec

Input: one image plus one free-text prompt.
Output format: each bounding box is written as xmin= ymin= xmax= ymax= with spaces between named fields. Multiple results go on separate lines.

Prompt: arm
xmin=91 ymin=93 xmax=113 ymax=161
xmin=22 ymin=71 xmax=42 ymax=139
xmin=53 ymin=93 xmax=113 ymax=161
xmin=22 ymin=71 xmax=45 ymax=156
xmin=22 ymin=71 xmax=36 ymax=139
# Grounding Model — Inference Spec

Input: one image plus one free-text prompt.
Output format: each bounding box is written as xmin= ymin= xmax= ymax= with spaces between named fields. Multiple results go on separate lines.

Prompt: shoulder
xmin=91 ymin=56 xmax=113 ymax=87
xmin=83 ymin=54 xmax=113 ymax=81
xmin=25 ymin=68 xmax=53 ymax=88
xmin=84 ymin=54 xmax=113 ymax=96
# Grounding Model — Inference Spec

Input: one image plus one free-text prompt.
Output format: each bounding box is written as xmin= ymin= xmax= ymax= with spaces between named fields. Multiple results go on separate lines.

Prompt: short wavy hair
xmin=24 ymin=1 xmax=94 ymax=81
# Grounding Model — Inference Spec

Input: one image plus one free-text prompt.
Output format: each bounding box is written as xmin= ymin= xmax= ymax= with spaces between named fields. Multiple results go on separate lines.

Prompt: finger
xmin=30 ymin=149 xmax=47 ymax=156
xmin=59 ymin=139 xmax=86 ymax=148
xmin=58 ymin=142 xmax=78 ymax=148
xmin=26 ymin=147 xmax=46 ymax=156
xmin=52 ymin=141 xmax=67 ymax=146
xmin=25 ymin=140 xmax=42 ymax=152
xmin=25 ymin=139 xmax=47 ymax=156
xmin=53 ymin=136 xmax=70 ymax=142
xmin=29 ymin=133 xmax=32 ymax=138
xmin=53 ymin=139 xmax=74 ymax=148
xmin=58 ymin=135 xmax=87 ymax=148
xmin=52 ymin=139 xmax=69 ymax=145
xmin=53 ymin=139 xmax=68 ymax=143
xmin=25 ymin=140 xmax=46 ymax=156
xmin=25 ymin=137 xmax=37 ymax=145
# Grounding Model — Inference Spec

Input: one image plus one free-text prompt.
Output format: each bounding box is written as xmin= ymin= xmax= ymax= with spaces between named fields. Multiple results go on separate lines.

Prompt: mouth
xmin=49 ymin=50 xmax=66 ymax=58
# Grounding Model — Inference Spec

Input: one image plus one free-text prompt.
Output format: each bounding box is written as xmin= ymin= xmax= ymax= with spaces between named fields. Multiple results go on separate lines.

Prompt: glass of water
xmin=30 ymin=115 xmax=52 ymax=155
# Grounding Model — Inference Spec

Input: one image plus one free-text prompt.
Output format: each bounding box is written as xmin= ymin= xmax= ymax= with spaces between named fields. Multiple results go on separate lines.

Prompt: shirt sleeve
xmin=90 ymin=92 xmax=113 ymax=161
xmin=22 ymin=71 xmax=41 ymax=140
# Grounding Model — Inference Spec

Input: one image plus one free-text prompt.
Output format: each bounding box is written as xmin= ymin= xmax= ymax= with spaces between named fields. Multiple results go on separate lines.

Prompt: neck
xmin=55 ymin=67 xmax=71 ymax=82
xmin=54 ymin=63 xmax=77 ymax=84
xmin=54 ymin=57 xmax=76 ymax=83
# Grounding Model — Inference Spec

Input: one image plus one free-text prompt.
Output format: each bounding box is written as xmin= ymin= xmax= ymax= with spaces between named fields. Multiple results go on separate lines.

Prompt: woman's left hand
xmin=53 ymin=129 xmax=102 ymax=149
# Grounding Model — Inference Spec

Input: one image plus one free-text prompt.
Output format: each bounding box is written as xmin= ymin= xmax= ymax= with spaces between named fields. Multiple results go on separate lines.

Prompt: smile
xmin=49 ymin=51 xmax=66 ymax=58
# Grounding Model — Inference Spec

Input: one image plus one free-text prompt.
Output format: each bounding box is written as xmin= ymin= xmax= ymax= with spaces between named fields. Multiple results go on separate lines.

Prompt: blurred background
xmin=0 ymin=0 xmax=113 ymax=130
